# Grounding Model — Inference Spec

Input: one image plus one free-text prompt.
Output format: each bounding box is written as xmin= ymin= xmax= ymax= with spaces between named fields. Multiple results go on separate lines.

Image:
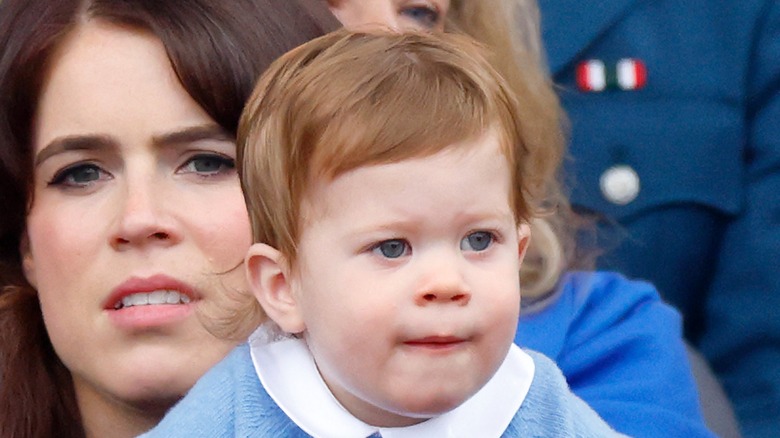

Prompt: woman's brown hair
xmin=0 ymin=0 xmax=338 ymax=436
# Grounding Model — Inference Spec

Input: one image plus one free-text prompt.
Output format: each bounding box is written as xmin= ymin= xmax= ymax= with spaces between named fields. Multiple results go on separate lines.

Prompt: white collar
xmin=249 ymin=327 xmax=534 ymax=438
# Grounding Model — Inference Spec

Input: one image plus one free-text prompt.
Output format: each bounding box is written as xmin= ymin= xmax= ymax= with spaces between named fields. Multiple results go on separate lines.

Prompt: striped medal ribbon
xmin=576 ymin=58 xmax=647 ymax=92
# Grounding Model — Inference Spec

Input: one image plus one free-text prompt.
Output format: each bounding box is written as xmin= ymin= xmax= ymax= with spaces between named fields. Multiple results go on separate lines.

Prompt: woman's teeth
xmin=114 ymin=290 xmax=191 ymax=309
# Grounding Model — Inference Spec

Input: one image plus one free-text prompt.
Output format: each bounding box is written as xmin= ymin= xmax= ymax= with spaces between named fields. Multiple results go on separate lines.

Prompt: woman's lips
xmin=107 ymin=304 xmax=195 ymax=331
xmin=104 ymin=274 xmax=199 ymax=330
xmin=104 ymin=274 xmax=197 ymax=309
xmin=112 ymin=290 xmax=191 ymax=310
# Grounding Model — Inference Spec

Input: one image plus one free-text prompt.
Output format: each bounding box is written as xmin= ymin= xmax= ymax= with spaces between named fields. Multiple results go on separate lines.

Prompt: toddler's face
xmin=291 ymin=129 xmax=526 ymax=427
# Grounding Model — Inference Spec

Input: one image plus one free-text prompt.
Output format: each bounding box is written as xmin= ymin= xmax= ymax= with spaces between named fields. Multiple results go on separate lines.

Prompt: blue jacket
xmin=143 ymin=344 xmax=621 ymax=438
xmin=539 ymin=1 xmax=780 ymax=436
xmin=518 ymin=272 xmax=711 ymax=437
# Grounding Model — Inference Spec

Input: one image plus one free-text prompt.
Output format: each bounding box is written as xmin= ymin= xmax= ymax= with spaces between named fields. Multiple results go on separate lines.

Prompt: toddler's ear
xmin=246 ymin=243 xmax=305 ymax=334
xmin=517 ymin=223 xmax=531 ymax=265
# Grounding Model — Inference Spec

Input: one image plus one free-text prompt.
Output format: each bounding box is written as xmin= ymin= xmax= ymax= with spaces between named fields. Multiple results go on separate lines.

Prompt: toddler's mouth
xmin=404 ymin=335 xmax=468 ymax=349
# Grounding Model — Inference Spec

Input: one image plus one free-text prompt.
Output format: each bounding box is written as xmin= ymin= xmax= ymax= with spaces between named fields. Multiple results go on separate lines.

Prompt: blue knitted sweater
xmin=143 ymin=342 xmax=621 ymax=437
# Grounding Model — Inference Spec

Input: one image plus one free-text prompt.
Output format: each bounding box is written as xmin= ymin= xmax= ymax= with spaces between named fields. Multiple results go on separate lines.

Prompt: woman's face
xmin=25 ymin=21 xmax=251 ymax=425
xmin=329 ymin=0 xmax=451 ymax=31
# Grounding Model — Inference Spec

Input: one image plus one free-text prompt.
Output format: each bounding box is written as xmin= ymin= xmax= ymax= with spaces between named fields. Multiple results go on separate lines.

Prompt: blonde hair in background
xmin=448 ymin=0 xmax=579 ymax=300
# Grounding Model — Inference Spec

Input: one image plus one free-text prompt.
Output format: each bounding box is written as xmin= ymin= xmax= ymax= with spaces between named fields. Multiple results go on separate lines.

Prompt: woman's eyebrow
xmin=34 ymin=125 xmax=232 ymax=168
xmin=35 ymin=134 xmax=115 ymax=167
xmin=152 ymin=124 xmax=232 ymax=147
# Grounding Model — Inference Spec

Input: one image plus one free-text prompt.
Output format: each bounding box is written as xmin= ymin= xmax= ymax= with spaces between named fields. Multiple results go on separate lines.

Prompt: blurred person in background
xmin=535 ymin=1 xmax=779 ymax=436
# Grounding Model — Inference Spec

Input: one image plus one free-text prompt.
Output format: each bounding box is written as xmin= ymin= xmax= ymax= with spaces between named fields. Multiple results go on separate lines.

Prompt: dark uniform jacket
xmin=538 ymin=1 xmax=780 ymax=436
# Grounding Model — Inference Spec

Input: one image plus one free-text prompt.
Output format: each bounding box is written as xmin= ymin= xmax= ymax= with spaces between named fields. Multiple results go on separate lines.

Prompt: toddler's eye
xmin=372 ymin=239 xmax=410 ymax=259
xmin=460 ymin=231 xmax=494 ymax=252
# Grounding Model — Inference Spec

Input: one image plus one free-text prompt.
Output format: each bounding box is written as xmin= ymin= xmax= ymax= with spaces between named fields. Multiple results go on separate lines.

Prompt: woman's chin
xmin=74 ymin=343 xmax=232 ymax=413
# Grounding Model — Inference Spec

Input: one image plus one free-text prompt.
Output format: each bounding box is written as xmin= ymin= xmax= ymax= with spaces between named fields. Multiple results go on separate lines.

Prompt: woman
xmin=325 ymin=1 xmax=714 ymax=436
xmin=0 ymin=0 xmax=338 ymax=436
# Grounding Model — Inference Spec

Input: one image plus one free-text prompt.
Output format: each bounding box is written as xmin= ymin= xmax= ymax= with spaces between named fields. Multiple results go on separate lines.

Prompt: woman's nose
xmin=110 ymin=176 xmax=181 ymax=249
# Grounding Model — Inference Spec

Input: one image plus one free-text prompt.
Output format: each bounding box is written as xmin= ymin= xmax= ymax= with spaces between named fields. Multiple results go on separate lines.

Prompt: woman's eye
xmin=460 ymin=231 xmax=494 ymax=252
xmin=180 ymin=154 xmax=235 ymax=176
xmin=372 ymin=239 xmax=410 ymax=259
xmin=48 ymin=163 xmax=109 ymax=187
xmin=400 ymin=5 xmax=441 ymax=29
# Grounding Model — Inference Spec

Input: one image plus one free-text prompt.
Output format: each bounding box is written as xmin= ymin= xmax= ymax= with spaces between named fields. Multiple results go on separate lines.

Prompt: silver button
xmin=600 ymin=165 xmax=640 ymax=205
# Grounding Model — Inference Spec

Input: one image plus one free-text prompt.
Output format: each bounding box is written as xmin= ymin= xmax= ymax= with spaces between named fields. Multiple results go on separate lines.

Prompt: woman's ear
xmin=245 ymin=243 xmax=305 ymax=334
xmin=19 ymin=232 xmax=37 ymax=289
xmin=516 ymin=223 xmax=531 ymax=265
